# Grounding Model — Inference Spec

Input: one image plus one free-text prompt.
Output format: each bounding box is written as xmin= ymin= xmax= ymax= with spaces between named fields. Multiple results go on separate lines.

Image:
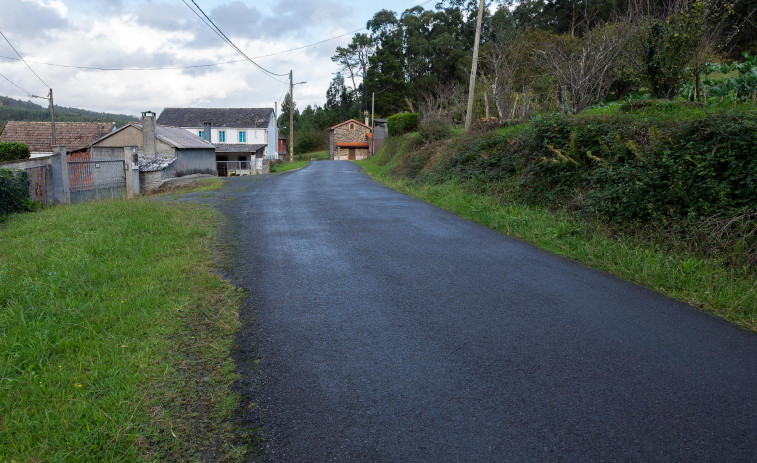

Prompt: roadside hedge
xmin=0 ymin=142 xmax=31 ymax=162
xmin=0 ymin=168 xmax=31 ymax=216
xmin=387 ymin=113 xmax=419 ymax=136
xmin=385 ymin=104 xmax=757 ymax=268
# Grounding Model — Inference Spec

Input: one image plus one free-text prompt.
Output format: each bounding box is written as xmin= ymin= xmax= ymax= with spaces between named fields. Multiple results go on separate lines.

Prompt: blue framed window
xmin=219 ymin=131 xmax=226 ymax=142
xmin=238 ymin=131 xmax=247 ymax=143
xmin=198 ymin=130 xmax=204 ymax=138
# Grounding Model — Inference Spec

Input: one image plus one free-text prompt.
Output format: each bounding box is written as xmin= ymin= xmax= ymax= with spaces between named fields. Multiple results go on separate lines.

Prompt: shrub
xmin=387 ymin=113 xmax=419 ymax=136
xmin=0 ymin=142 xmax=31 ymax=162
xmin=418 ymin=117 xmax=452 ymax=144
xmin=0 ymin=168 xmax=31 ymax=216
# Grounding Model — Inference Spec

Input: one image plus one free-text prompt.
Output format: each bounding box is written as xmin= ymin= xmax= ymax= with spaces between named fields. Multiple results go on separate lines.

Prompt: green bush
xmin=418 ymin=117 xmax=452 ymax=144
xmin=0 ymin=142 xmax=31 ymax=162
xmin=0 ymin=168 xmax=31 ymax=216
xmin=387 ymin=113 xmax=419 ymax=136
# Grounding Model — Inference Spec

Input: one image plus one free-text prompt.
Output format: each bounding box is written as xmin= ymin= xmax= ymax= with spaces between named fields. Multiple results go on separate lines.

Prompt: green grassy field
xmin=0 ymin=198 xmax=245 ymax=461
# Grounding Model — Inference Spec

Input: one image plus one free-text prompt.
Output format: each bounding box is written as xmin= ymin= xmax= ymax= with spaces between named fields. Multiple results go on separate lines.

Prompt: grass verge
xmin=294 ymin=150 xmax=329 ymax=161
xmin=358 ymin=159 xmax=756 ymax=332
xmin=270 ymin=160 xmax=309 ymax=172
xmin=0 ymin=198 xmax=245 ymax=461
xmin=152 ymin=177 xmax=225 ymax=198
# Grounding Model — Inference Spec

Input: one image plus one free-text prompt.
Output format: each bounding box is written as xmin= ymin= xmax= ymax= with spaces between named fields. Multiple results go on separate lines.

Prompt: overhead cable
xmin=181 ymin=0 xmax=288 ymax=83
xmin=0 ymin=28 xmax=49 ymax=88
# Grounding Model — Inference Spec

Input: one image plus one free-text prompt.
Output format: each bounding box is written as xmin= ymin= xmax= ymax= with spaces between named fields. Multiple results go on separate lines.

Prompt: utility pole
xmin=49 ymin=88 xmax=56 ymax=146
xmin=464 ymin=0 xmax=485 ymax=133
xmin=289 ymin=70 xmax=294 ymax=163
xmin=371 ymin=92 xmax=375 ymax=155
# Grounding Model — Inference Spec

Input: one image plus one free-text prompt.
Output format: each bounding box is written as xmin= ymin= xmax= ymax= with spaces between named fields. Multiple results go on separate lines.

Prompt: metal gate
xmin=24 ymin=165 xmax=49 ymax=204
xmin=68 ymin=160 xmax=126 ymax=203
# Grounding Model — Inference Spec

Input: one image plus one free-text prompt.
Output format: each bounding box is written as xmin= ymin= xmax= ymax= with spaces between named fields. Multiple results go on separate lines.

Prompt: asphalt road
xmin=216 ymin=161 xmax=757 ymax=462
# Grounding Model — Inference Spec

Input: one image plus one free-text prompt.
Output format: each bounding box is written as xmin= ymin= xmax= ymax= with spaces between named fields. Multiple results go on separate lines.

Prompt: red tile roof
xmin=336 ymin=142 xmax=370 ymax=148
xmin=0 ymin=121 xmax=115 ymax=152
xmin=328 ymin=119 xmax=372 ymax=131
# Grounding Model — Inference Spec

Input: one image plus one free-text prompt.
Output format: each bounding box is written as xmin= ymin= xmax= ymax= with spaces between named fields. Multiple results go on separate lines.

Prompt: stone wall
xmin=330 ymin=121 xmax=371 ymax=160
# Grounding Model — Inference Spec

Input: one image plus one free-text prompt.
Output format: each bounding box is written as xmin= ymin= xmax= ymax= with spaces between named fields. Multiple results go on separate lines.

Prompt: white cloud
xmin=0 ymin=0 xmax=382 ymax=116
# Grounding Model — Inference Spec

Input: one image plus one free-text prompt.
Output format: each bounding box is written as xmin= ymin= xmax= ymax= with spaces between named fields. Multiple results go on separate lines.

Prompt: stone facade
xmin=329 ymin=119 xmax=372 ymax=160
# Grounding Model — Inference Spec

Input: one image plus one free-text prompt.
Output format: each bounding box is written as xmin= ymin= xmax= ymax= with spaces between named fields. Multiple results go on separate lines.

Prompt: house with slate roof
xmin=0 ymin=121 xmax=115 ymax=159
xmin=157 ymin=107 xmax=277 ymax=176
xmin=90 ymin=111 xmax=216 ymax=193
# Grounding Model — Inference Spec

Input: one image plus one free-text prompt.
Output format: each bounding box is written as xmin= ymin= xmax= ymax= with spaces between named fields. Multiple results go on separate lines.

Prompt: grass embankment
xmin=0 ymin=199 xmax=245 ymax=461
xmin=270 ymin=160 xmax=309 ymax=172
xmin=359 ymin=102 xmax=757 ymax=331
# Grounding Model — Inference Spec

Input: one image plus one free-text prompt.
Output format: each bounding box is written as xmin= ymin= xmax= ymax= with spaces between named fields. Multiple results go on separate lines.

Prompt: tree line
xmin=280 ymin=0 xmax=756 ymax=153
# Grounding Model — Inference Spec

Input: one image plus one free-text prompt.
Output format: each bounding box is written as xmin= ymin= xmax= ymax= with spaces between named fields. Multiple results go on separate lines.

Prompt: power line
xmin=0 ymin=28 xmax=49 ymax=88
xmin=181 ymin=0 xmax=289 ymax=83
xmin=0 ymin=54 xmax=247 ymax=71
xmin=0 ymin=71 xmax=34 ymax=96
xmin=0 ymin=0 xmax=441 ymax=75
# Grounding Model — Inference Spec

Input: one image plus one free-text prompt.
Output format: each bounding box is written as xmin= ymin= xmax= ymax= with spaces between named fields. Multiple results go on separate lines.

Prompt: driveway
xmin=212 ymin=162 xmax=757 ymax=462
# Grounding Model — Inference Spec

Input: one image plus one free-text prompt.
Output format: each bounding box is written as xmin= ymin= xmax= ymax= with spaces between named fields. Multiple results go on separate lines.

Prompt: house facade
xmin=329 ymin=119 xmax=372 ymax=160
xmin=91 ymin=111 xmax=216 ymax=192
xmin=157 ymin=108 xmax=277 ymax=175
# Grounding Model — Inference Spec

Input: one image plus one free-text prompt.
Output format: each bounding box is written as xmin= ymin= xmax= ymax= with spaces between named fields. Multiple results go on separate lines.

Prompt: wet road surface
xmin=210 ymin=162 xmax=757 ymax=462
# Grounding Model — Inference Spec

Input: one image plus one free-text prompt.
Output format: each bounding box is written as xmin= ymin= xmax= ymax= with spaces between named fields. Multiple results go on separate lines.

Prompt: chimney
xmin=203 ymin=122 xmax=211 ymax=143
xmin=141 ymin=111 xmax=157 ymax=156
xmin=365 ymin=115 xmax=369 ymax=126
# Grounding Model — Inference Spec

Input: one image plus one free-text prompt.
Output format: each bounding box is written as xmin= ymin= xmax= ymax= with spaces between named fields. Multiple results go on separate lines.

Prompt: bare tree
xmin=481 ymin=27 xmax=531 ymax=121
xmin=536 ymin=23 xmax=632 ymax=113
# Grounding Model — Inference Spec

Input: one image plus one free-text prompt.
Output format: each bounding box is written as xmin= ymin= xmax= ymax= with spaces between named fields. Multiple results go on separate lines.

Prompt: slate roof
xmin=93 ymin=123 xmax=215 ymax=150
xmin=215 ymin=143 xmax=266 ymax=153
xmin=157 ymin=108 xmax=274 ymax=128
xmin=0 ymin=121 xmax=116 ymax=152
xmin=139 ymin=156 xmax=175 ymax=172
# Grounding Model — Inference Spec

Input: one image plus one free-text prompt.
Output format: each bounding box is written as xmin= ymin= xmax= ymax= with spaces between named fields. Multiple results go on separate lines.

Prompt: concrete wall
xmin=92 ymin=146 xmax=129 ymax=161
xmin=93 ymin=126 xmax=175 ymax=157
xmin=139 ymin=161 xmax=176 ymax=193
xmin=175 ymin=148 xmax=217 ymax=177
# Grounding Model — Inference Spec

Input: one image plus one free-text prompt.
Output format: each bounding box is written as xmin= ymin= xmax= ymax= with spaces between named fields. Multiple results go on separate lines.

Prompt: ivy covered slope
xmin=364 ymin=101 xmax=757 ymax=330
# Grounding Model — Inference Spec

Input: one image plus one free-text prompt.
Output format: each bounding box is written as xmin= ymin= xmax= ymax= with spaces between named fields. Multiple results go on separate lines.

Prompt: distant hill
xmin=0 ymin=95 xmax=136 ymax=134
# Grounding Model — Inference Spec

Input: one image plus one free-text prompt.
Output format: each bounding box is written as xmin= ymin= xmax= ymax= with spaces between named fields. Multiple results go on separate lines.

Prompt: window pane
xmin=219 ymin=131 xmax=225 ymax=142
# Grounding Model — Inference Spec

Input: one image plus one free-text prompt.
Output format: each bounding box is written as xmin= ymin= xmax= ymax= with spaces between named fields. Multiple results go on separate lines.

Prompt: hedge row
xmin=387 ymin=113 xmax=419 ymax=136
xmin=0 ymin=168 xmax=31 ymax=216
xmin=0 ymin=142 xmax=31 ymax=163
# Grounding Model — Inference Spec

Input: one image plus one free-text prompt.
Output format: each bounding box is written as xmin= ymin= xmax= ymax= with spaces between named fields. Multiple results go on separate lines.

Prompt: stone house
xmin=329 ymin=119 xmax=372 ymax=160
xmin=90 ymin=111 xmax=216 ymax=193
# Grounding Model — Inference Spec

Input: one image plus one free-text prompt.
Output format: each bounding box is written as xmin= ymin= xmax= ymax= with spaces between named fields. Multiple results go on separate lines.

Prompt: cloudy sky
xmin=0 ymin=0 xmax=423 ymax=117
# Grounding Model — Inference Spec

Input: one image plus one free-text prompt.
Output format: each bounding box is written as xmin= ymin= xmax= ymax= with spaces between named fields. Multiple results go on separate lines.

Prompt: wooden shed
xmin=328 ymin=119 xmax=372 ymax=160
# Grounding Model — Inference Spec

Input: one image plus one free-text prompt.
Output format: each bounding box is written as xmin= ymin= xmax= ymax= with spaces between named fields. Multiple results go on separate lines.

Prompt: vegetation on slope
xmin=359 ymin=101 xmax=757 ymax=331
xmin=0 ymin=95 xmax=135 ymax=132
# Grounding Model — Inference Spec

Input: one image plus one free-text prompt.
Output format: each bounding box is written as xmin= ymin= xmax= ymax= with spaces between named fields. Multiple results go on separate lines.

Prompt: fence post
xmin=50 ymin=145 xmax=70 ymax=204
xmin=123 ymin=146 xmax=139 ymax=198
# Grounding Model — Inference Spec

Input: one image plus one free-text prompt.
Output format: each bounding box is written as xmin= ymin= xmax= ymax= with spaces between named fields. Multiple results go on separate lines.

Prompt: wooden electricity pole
xmin=371 ymin=92 xmax=375 ymax=155
xmin=49 ymin=88 xmax=56 ymax=146
xmin=464 ymin=0 xmax=485 ymax=133
xmin=289 ymin=70 xmax=294 ymax=163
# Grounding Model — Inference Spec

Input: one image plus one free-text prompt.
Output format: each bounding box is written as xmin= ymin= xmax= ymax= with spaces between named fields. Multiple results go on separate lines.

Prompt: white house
xmin=157 ymin=107 xmax=277 ymax=176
